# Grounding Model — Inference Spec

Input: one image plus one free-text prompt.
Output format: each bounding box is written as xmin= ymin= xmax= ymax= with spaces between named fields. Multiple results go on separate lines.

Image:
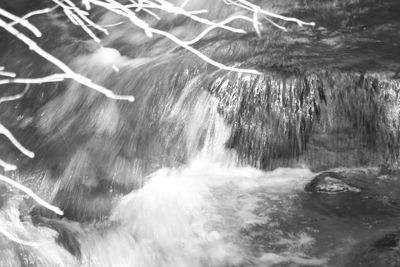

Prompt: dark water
xmin=1 ymin=0 xmax=400 ymax=266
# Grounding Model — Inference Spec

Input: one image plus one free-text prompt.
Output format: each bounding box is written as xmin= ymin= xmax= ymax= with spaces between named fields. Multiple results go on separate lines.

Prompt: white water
xmin=76 ymin=98 xmax=324 ymax=267
xmin=87 ymin=161 xmax=322 ymax=267
xmin=0 ymin=76 xmax=326 ymax=267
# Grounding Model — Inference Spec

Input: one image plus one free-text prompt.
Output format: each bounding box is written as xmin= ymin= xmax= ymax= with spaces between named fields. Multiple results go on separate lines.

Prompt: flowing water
xmin=0 ymin=106 xmax=324 ymax=266
xmin=2 ymin=89 xmax=400 ymax=266
xmin=1 ymin=1 xmax=400 ymax=266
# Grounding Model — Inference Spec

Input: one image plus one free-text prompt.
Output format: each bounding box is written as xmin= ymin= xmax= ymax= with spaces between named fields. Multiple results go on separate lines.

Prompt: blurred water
xmin=1 ymin=1 xmax=400 ymax=265
xmin=2 ymin=96 xmax=394 ymax=267
xmin=0 ymin=99 xmax=326 ymax=266
xmin=1 ymin=48 xmax=400 ymax=266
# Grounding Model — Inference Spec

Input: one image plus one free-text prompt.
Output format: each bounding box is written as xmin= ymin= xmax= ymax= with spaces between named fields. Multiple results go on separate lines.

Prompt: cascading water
xmin=0 ymin=78 xmax=323 ymax=266
xmin=2 ymin=0 xmax=400 ymax=266
xmin=5 ymin=58 xmax=400 ymax=265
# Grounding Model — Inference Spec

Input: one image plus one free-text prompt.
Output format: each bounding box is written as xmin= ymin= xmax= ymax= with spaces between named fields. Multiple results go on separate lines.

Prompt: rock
xmin=303 ymin=167 xmax=400 ymax=217
xmin=305 ymin=167 xmax=400 ymax=196
xmin=305 ymin=171 xmax=361 ymax=193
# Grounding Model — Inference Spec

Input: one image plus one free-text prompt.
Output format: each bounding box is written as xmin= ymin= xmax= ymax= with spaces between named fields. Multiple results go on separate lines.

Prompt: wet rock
xmin=303 ymin=167 xmax=400 ymax=217
xmin=305 ymin=167 xmax=400 ymax=196
xmin=305 ymin=171 xmax=361 ymax=193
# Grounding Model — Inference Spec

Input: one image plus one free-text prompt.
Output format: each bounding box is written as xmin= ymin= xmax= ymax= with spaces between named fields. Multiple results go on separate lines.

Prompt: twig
xmin=151 ymin=27 xmax=261 ymax=74
xmin=0 ymin=16 xmax=134 ymax=102
xmin=89 ymin=0 xmax=154 ymax=37
xmin=0 ymin=8 xmax=42 ymax=37
xmin=0 ymin=85 xmax=29 ymax=104
xmin=140 ymin=0 xmax=245 ymax=34
xmin=0 ymin=73 xmax=67 ymax=85
xmin=262 ymin=15 xmax=288 ymax=32
xmin=0 ymin=70 xmax=17 ymax=78
xmin=0 ymin=159 xmax=17 ymax=171
xmin=9 ymin=7 xmax=57 ymax=28
xmin=224 ymin=0 xmax=315 ymax=31
xmin=0 ymin=123 xmax=34 ymax=158
xmin=52 ymin=0 xmax=108 ymax=43
xmin=183 ymin=15 xmax=256 ymax=45
xmin=0 ymin=174 xmax=64 ymax=215
xmin=0 ymin=227 xmax=39 ymax=247
xmin=87 ymin=0 xmax=260 ymax=75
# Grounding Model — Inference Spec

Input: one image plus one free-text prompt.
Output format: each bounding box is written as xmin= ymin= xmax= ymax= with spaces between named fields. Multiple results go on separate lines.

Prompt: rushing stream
xmin=2 ymin=87 xmax=400 ymax=266
xmin=1 ymin=0 xmax=400 ymax=266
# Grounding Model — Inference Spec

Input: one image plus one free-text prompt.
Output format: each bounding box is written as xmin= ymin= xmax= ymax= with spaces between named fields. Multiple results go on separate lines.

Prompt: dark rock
xmin=305 ymin=171 xmax=361 ymax=193
xmin=305 ymin=167 xmax=400 ymax=196
xmin=303 ymin=168 xmax=400 ymax=217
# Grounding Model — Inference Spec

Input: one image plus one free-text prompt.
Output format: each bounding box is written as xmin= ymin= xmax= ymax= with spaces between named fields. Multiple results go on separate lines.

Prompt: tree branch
xmin=0 ymin=174 xmax=64 ymax=215
xmin=0 ymin=14 xmax=134 ymax=102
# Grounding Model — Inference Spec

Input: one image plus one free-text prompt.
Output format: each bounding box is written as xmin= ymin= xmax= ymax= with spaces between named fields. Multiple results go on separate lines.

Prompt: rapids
xmin=0 ymin=110 xmax=323 ymax=266
xmin=2 ymin=99 xmax=400 ymax=266
xmin=1 ymin=0 xmax=400 ymax=266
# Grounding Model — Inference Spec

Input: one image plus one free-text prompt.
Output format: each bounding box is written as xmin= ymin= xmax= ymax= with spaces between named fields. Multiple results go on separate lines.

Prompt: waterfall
xmin=0 ymin=52 xmax=323 ymax=265
xmin=1 ymin=1 xmax=400 ymax=266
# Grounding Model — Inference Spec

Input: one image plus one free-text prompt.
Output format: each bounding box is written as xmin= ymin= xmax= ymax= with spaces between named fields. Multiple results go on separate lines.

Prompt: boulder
xmin=304 ymin=167 xmax=400 ymax=216
xmin=305 ymin=171 xmax=361 ymax=193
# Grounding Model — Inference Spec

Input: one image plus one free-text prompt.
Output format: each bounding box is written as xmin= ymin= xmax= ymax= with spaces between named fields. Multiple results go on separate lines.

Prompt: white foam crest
xmin=76 ymin=85 xmax=319 ymax=266
xmin=78 ymin=156 xmax=316 ymax=266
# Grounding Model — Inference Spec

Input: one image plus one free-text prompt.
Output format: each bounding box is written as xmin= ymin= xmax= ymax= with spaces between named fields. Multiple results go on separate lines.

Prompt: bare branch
xmin=183 ymin=15 xmax=255 ymax=45
xmin=262 ymin=15 xmax=288 ymax=32
xmin=0 ymin=66 xmax=16 ymax=78
xmin=0 ymin=123 xmax=34 ymax=158
xmin=0 ymin=227 xmax=39 ymax=247
xmin=52 ymin=0 xmax=108 ymax=43
xmin=86 ymin=0 xmax=261 ymax=75
xmin=0 ymin=8 xmax=42 ymax=37
xmin=0 ymin=159 xmax=17 ymax=171
xmin=0 ymin=85 xmax=29 ymax=104
xmin=139 ymin=0 xmax=245 ymax=34
xmin=0 ymin=174 xmax=64 ymax=215
xmin=0 ymin=74 xmax=68 ymax=85
xmin=9 ymin=7 xmax=57 ymax=28
xmin=89 ymin=0 xmax=154 ymax=37
xmin=0 ymin=16 xmax=134 ymax=102
xmin=224 ymin=0 xmax=315 ymax=31
xmin=151 ymin=27 xmax=261 ymax=74
xmin=83 ymin=0 xmax=92 ymax=10
xmin=0 ymin=70 xmax=17 ymax=78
